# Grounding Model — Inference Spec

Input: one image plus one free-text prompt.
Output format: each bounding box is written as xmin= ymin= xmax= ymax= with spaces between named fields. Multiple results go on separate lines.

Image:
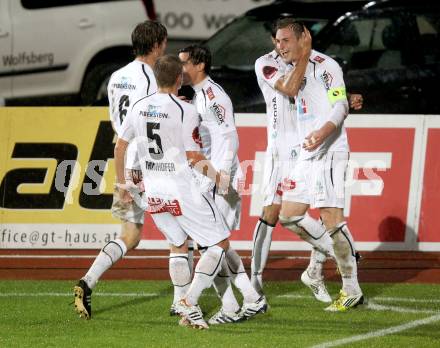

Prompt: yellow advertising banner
xmin=0 ymin=107 xmax=119 ymax=224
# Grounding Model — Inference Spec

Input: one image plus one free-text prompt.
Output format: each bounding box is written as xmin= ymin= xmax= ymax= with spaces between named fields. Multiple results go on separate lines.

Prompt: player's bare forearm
xmin=114 ymin=138 xmax=132 ymax=202
xmin=114 ymin=138 xmax=129 ymax=185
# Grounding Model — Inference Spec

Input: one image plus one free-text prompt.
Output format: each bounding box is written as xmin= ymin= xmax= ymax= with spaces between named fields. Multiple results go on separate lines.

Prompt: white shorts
xmin=193 ymin=165 xmax=243 ymax=231
xmin=261 ymin=147 xmax=299 ymax=206
xmin=283 ymin=151 xmax=348 ymax=208
xmin=212 ymin=188 xmax=241 ymax=231
xmin=149 ymin=191 xmax=230 ymax=248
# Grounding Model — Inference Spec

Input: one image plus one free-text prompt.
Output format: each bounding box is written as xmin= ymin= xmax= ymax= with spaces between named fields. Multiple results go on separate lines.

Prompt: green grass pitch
xmin=1 ymin=280 xmax=440 ymax=347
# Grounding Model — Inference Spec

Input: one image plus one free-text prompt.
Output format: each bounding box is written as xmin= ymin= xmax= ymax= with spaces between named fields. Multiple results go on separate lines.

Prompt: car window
xmin=416 ymin=14 xmax=440 ymax=64
xmin=325 ymin=15 xmax=410 ymax=70
xmin=206 ymin=16 xmax=273 ymax=69
xmin=206 ymin=16 xmax=328 ymax=69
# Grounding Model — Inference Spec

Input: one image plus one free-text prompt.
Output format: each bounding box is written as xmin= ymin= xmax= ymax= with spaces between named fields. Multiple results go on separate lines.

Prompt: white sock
xmin=226 ymin=248 xmax=260 ymax=304
xmin=83 ymin=239 xmax=127 ymax=289
xmin=279 ymin=213 xmax=334 ymax=258
xmin=307 ymin=248 xmax=326 ymax=280
xmin=169 ymin=253 xmax=191 ymax=304
xmin=213 ymin=260 xmax=240 ymax=313
xmin=329 ymin=222 xmax=362 ymax=295
xmin=251 ymin=218 xmax=274 ymax=295
xmin=185 ymin=245 xmax=225 ymax=306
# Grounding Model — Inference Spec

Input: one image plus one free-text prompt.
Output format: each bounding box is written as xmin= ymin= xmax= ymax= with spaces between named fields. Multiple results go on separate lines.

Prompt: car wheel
xmin=80 ymin=62 xmax=125 ymax=106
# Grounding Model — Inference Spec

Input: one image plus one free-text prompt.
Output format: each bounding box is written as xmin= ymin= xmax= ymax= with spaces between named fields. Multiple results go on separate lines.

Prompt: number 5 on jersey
xmin=147 ymin=122 xmax=164 ymax=160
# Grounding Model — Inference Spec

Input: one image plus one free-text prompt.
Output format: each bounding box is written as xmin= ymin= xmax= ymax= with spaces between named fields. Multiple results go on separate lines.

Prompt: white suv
xmin=0 ymin=0 xmax=151 ymax=105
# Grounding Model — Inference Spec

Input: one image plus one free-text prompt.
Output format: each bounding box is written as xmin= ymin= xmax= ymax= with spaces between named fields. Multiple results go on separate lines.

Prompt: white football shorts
xmin=261 ymin=147 xmax=299 ymax=206
xmin=150 ymin=191 xmax=230 ymax=248
xmin=282 ymin=151 xmax=348 ymax=209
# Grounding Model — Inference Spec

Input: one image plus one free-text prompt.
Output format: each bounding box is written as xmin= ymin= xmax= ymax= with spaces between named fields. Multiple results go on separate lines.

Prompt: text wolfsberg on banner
xmin=0 ymin=108 xmax=437 ymax=250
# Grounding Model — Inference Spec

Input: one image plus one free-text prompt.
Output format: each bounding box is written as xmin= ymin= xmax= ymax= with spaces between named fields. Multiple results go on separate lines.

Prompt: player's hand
xmin=216 ymin=170 xmax=231 ymax=194
xmin=349 ymin=93 xmax=363 ymax=110
xmin=303 ymin=128 xmax=327 ymax=151
xmin=300 ymin=27 xmax=312 ymax=58
xmin=116 ymin=184 xmax=133 ymax=203
xmin=303 ymin=122 xmax=337 ymax=151
xmin=218 ymin=184 xmax=240 ymax=206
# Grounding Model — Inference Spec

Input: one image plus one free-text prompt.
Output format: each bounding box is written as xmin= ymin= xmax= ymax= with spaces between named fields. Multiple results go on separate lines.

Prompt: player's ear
xmin=197 ymin=62 xmax=205 ymax=73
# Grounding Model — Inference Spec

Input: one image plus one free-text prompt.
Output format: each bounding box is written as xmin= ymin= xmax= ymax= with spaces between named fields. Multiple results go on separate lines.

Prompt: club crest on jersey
xmin=206 ymin=87 xmax=215 ymax=100
xmin=192 ymin=126 xmax=202 ymax=148
xmin=210 ymin=102 xmax=226 ymax=125
xmin=322 ymin=70 xmax=333 ymax=90
xmin=313 ymin=55 xmax=325 ymax=63
xmin=263 ymin=65 xmax=278 ymax=79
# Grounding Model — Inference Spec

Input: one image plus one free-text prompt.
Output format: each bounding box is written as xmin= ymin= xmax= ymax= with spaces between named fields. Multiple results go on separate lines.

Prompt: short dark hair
xmin=153 ymin=55 xmax=183 ymax=88
xmin=132 ymin=20 xmax=167 ymax=57
xmin=178 ymin=45 xmax=211 ymax=74
xmin=269 ymin=21 xmax=277 ymax=39
xmin=276 ymin=18 xmax=305 ymax=39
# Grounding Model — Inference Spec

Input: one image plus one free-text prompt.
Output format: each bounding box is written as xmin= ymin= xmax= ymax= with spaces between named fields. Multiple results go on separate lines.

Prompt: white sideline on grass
xmin=310 ymin=314 xmax=440 ymax=348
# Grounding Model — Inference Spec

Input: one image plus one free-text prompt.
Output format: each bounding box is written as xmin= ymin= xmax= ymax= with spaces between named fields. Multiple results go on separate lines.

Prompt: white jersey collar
xmin=193 ymin=76 xmax=209 ymax=93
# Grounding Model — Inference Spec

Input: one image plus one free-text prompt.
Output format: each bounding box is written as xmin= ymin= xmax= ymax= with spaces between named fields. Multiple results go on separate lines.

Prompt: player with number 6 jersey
xmin=73 ymin=21 xmax=167 ymax=321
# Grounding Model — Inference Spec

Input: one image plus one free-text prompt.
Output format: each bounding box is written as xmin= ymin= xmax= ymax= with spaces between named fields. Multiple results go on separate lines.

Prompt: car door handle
xmin=0 ymin=30 xmax=9 ymax=38
xmin=77 ymin=18 xmax=95 ymax=29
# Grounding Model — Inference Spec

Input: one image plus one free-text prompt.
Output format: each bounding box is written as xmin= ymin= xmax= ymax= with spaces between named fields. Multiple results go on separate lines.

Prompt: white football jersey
xmin=296 ymin=50 xmax=349 ymax=160
xmin=255 ymin=50 xmax=299 ymax=161
xmin=108 ymin=60 xmax=157 ymax=169
xmin=119 ymin=92 xmax=200 ymax=200
xmin=193 ymin=77 xmax=241 ymax=184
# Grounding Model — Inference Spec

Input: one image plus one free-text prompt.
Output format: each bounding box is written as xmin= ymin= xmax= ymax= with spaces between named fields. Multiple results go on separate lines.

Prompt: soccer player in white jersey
xmin=275 ymin=18 xmax=364 ymax=311
xmin=178 ymin=45 xmax=267 ymax=324
xmin=115 ymin=54 xmax=260 ymax=329
xmin=251 ymin=23 xmax=364 ymax=301
xmin=73 ymin=21 xmax=167 ymax=320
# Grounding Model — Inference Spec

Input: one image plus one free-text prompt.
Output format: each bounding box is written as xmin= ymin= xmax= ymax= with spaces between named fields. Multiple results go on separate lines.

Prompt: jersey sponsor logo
xmin=147 ymin=197 xmax=182 ymax=216
xmin=112 ymin=76 xmax=136 ymax=90
xmin=206 ymin=87 xmax=215 ymax=100
xmin=145 ymin=161 xmax=176 ymax=172
xmin=263 ymin=65 xmax=278 ymax=79
xmin=271 ymin=96 xmax=278 ymax=132
xmin=321 ymin=71 xmax=333 ymax=90
xmin=210 ymin=102 xmax=226 ymax=125
xmin=139 ymin=105 xmax=169 ymax=119
xmin=313 ymin=55 xmax=325 ymax=63
xmin=192 ymin=126 xmax=203 ymax=148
